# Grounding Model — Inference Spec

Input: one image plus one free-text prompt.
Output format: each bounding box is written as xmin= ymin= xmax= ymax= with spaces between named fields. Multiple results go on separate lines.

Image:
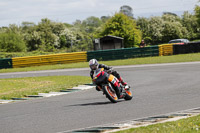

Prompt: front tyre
xmin=124 ymin=88 xmax=133 ymax=100
xmin=102 ymin=85 xmax=118 ymax=103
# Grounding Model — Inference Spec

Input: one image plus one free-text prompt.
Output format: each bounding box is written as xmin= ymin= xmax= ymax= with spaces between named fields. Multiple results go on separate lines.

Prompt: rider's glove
xmin=108 ymin=67 xmax=113 ymax=70
xmin=106 ymin=67 xmax=113 ymax=74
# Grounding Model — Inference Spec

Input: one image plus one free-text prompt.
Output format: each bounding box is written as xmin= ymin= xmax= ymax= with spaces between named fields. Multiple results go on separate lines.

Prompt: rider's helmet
xmin=89 ymin=59 xmax=99 ymax=70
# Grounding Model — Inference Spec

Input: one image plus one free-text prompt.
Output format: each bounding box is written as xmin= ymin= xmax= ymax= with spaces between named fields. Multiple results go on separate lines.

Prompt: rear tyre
xmin=102 ymin=85 xmax=118 ymax=103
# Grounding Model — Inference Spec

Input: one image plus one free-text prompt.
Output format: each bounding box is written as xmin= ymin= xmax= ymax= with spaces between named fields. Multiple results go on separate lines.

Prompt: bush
xmin=0 ymin=32 xmax=27 ymax=52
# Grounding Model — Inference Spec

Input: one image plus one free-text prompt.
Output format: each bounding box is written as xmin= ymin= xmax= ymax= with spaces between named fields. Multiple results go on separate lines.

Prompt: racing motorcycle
xmin=92 ymin=68 xmax=132 ymax=103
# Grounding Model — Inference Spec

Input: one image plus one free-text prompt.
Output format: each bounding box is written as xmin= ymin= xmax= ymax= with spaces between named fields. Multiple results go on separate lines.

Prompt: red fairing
xmin=96 ymin=71 xmax=104 ymax=78
xmin=113 ymin=79 xmax=120 ymax=87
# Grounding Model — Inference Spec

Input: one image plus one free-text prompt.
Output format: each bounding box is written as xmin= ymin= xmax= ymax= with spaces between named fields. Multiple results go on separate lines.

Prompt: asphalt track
xmin=0 ymin=62 xmax=200 ymax=133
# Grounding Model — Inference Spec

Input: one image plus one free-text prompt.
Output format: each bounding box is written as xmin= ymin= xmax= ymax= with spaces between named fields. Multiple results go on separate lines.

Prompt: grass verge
xmin=116 ymin=115 xmax=200 ymax=133
xmin=1 ymin=53 xmax=200 ymax=73
xmin=0 ymin=75 xmax=90 ymax=99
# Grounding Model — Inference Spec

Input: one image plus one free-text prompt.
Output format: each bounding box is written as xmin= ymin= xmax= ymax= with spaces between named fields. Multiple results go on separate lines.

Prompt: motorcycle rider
xmin=89 ymin=59 xmax=128 ymax=98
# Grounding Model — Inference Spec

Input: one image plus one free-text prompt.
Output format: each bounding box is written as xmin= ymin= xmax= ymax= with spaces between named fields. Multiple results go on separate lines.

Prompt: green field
xmin=1 ymin=53 xmax=200 ymax=73
xmin=116 ymin=115 xmax=200 ymax=133
xmin=0 ymin=76 xmax=90 ymax=99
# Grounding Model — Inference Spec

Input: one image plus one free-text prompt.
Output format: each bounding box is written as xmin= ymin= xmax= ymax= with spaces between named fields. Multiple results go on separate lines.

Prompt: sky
xmin=0 ymin=0 xmax=199 ymax=27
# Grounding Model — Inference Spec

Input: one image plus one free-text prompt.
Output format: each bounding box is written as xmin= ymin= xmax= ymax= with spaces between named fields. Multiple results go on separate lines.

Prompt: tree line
xmin=0 ymin=5 xmax=200 ymax=52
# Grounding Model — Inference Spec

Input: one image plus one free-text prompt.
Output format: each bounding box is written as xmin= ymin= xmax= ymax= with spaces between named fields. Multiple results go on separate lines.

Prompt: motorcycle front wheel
xmin=124 ymin=88 xmax=133 ymax=100
xmin=102 ymin=85 xmax=118 ymax=103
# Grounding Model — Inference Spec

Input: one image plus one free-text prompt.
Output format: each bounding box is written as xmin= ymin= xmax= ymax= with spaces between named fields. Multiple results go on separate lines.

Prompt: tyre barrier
xmin=12 ymin=52 xmax=87 ymax=68
xmin=159 ymin=44 xmax=173 ymax=56
xmin=0 ymin=58 xmax=12 ymax=69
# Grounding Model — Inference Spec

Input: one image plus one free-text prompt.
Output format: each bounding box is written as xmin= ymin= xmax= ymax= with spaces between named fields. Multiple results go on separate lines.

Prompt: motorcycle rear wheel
xmin=103 ymin=85 xmax=118 ymax=103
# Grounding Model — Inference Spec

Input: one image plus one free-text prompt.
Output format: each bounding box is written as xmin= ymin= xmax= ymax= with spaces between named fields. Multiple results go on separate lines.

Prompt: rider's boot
xmin=118 ymin=77 xmax=130 ymax=91
xmin=124 ymin=84 xmax=130 ymax=90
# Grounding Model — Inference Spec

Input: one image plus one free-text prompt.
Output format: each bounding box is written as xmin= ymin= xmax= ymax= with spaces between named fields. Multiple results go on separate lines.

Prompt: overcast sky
xmin=0 ymin=0 xmax=199 ymax=27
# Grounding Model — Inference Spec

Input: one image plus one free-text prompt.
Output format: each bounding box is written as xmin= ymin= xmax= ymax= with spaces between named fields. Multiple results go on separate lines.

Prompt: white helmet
xmin=89 ymin=59 xmax=99 ymax=70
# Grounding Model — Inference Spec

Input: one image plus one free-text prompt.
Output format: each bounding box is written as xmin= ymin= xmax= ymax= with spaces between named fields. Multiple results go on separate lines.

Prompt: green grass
xmin=0 ymin=76 xmax=90 ymax=99
xmin=116 ymin=115 xmax=200 ymax=133
xmin=1 ymin=53 xmax=200 ymax=73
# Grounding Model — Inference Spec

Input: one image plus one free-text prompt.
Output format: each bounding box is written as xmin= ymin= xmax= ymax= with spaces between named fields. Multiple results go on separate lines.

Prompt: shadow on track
xmin=68 ymin=100 xmax=123 ymax=107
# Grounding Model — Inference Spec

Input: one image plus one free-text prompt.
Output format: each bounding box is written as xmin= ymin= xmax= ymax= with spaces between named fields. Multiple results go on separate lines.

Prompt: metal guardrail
xmin=87 ymin=46 xmax=159 ymax=61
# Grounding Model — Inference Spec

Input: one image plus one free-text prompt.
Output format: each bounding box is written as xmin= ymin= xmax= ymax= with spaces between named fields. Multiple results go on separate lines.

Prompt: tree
xmin=120 ymin=5 xmax=134 ymax=18
xmin=161 ymin=14 xmax=188 ymax=42
xmin=101 ymin=16 xmax=111 ymax=23
xmin=73 ymin=20 xmax=82 ymax=27
xmin=162 ymin=13 xmax=181 ymax=22
xmin=195 ymin=5 xmax=200 ymax=25
xmin=36 ymin=18 xmax=60 ymax=51
xmin=136 ymin=17 xmax=152 ymax=44
xmin=195 ymin=5 xmax=200 ymax=38
xmin=7 ymin=24 xmax=22 ymax=34
xmin=82 ymin=16 xmax=102 ymax=27
xmin=82 ymin=16 xmax=102 ymax=33
xmin=143 ymin=17 xmax=164 ymax=45
xmin=163 ymin=12 xmax=178 ymax=17
xmin=162 ymin=21 xmax=188 ymax=42
xmin=182 ymin=11 xmax=198 ymax=40
xmin=21 ymin=22 xmax=36 ymax=31
xmin=100 ymin=13 xmax=142 ymax=47
xmin=0 ymin=32 xmax=26 ymax=52
xmin=23 ymin=30 xmax=42 ymax=51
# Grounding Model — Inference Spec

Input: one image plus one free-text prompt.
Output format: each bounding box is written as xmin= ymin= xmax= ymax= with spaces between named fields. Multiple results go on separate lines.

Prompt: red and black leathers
xmin=90 ymin=64 xmax=127 ymax=97
xmin=90 ymin=64 xmax=127 ymax=86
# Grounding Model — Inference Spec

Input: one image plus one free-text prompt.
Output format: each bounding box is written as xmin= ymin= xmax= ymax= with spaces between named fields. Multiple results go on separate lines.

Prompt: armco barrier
xmin=87 ymin=46 xmax=159 ymax=61
xmin=12 ymin=52 xmax=87 ymax=68
xmin=173 ymin=41 xmax=200 ymax=55
xmin=0 ymin=58 xmax=13 ymax=69
xmin=5 ymin=41 xmax=200 ymax=69
xmin=159 ymin=44 xmax=173 ymax=56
